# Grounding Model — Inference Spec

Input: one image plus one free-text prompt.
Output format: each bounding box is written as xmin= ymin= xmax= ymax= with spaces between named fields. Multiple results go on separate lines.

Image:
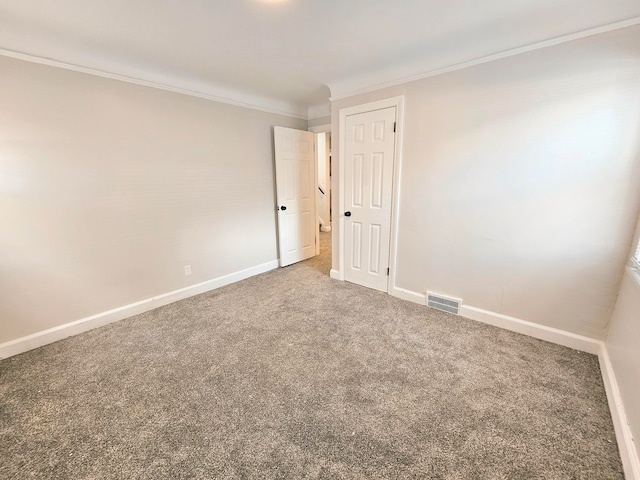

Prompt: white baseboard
xmin=387 ymin=284 xmax=601 ymax=354
xmin=459 ymin=305 xmax=601 ymax=354
xmin=0 ymin=260 xmax=278 ymax=359
xmin=3 ymin=273 xmax=637 ymax=477
xmin=599 ymin=345 xmax=640 ymax=480
xmin=390 ymin=286 xmax=426 ymax=305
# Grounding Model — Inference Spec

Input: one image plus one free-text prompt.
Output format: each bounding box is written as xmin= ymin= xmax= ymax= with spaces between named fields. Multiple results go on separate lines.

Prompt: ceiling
xmin=1 ymin=0 xmax=639 ymax=118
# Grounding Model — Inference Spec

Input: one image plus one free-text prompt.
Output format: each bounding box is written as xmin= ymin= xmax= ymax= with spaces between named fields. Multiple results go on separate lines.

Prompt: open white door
xmin=344 ymin=107 xmax=396 ymax=291
xmin=274 ymin=126 xmax=317 ymax=267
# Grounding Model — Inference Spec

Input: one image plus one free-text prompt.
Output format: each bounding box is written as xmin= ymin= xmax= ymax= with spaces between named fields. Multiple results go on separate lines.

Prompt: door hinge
xmin=387 ymin=267 xmax=390 ymax=276
xmin=393 ymin=122 xmax=396 ymax=133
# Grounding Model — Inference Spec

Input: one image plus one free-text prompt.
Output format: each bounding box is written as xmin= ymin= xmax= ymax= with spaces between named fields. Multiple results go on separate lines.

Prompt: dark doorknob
xmin=344 ymin=211 xmax=351 ymax=217
xmin=280 ymin=206 xmax=287 ymax=211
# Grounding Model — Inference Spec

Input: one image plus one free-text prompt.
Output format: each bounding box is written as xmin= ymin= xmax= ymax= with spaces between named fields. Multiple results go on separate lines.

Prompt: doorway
xmin=316 ymin=131 xmax=332 ymax=235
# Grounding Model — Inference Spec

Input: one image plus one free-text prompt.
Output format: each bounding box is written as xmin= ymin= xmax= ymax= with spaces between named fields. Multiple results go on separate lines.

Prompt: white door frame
xmin=308 ymin=124 xmax=331 ymax=133
xmin=308 ymin=124 xmax=332 ymax=252
xmin=334 ymin=96 xmax=405 ymax=295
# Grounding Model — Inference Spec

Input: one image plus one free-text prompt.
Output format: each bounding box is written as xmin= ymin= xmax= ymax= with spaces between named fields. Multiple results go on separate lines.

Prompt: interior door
xmin=344 ymin=107 xmax=396 ymax=291
xmin=274 ymin=126 xmax=317 ymax=267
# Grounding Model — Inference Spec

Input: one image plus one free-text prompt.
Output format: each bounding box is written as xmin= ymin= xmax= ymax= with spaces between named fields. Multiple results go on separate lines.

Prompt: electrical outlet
xmin=184 ymin=265 xmax=192 ymax=276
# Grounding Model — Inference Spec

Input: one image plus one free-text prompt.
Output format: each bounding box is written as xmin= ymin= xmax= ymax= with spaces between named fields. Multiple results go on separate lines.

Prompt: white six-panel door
xmin=274 ymin=126 xmax=317 ymax=267
xmin=344 ymin=107 xmax=396 ymax=291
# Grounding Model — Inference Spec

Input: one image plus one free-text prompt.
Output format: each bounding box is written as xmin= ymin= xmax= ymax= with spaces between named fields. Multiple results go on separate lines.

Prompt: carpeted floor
xmin=0 ymin=232 xmax=624 ymax=479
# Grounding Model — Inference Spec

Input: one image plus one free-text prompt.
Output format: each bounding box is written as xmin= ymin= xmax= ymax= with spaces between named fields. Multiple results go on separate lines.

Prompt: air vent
xmin=426 ymin=291 xmax=462 ymax=315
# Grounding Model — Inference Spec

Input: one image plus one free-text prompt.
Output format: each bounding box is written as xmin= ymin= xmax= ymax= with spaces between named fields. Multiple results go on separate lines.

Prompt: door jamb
xmin=309 ymin=124 xmax=331 ymax=255
xmin=335 ymin=96 xmax=405 ymax=294
xmin=308 ymin=124 xmax=331 ymax=133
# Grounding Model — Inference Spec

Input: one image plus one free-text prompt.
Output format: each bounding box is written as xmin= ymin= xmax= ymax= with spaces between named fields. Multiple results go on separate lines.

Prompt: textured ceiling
xmin=1 ymin=0 xmax=639 ymax=118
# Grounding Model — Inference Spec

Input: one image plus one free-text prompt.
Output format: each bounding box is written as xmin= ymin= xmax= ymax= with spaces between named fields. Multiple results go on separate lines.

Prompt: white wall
xmin=607 ymin=269 xmax=640 ymax=467
xmin=0 ymin=55 xmax=306 ymax=344
xmin=332 ymin=25 xmax=640 ymax=339
xmin=606 ymin=219 xmax=640 ymax=467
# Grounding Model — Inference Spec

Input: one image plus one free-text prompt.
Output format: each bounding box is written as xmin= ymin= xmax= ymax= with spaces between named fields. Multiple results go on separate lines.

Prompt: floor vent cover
xmin=427 ymin=292 xmax=462 ymax=315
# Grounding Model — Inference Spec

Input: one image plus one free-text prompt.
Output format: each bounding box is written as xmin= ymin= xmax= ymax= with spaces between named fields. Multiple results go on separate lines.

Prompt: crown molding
xmin=307 ymin=101 xmax=331 ymax=120
xmin=0 ymin=48 xmax=308 ymax=119
xmin=330 ymin=16 xmax=640 ymax=101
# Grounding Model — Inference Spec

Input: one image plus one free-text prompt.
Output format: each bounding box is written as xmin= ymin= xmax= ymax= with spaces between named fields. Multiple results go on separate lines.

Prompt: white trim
xmin=329 ymin=17 xmax=640 ymax=101
xmin=337 ymin=96 xmax=405 ymax=292
xmin=600 ymin=345 xmax=640 ymax=480
xmin=388 ymin=284 xmax=604 ymax=354
xmin=387 ymin=98 xmax=405 ymax=297
xmin=389 ymin=286 xmax=425 ymax=306
xmin=330 ymin=269 xmax=342 ymax=281
xmin=0 ymin=260 xmax=278 ymax=359
xmin=314 ymin=134 xmax=320 ymax=257
xmin=0 ymin=48 xmax=307 ymax=119
xmin=308 ymin=124 xmax=331 ymax=133
xmin=460 ymin=305 xmax=601 ymax=354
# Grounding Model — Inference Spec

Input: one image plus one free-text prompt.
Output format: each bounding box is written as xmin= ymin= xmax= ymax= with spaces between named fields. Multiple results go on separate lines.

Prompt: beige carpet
xmin=0 ymin=232 xmax=624 ymax=478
